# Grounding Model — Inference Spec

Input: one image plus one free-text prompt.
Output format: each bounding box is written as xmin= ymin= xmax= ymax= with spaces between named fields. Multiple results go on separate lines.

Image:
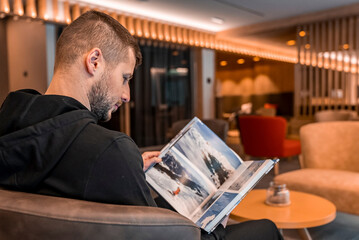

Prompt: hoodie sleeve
xmin=83 ymin=135 xmax=157 ymax=207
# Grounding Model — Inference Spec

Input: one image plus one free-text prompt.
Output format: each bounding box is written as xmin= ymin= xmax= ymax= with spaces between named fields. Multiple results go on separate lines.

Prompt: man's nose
xmin=121 ymin=84 xmax=130 ymax=103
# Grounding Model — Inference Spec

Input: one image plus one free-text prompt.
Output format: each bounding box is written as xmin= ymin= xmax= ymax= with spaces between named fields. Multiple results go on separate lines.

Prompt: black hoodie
xmin=0 ymin=89 xmax=156 ymax=206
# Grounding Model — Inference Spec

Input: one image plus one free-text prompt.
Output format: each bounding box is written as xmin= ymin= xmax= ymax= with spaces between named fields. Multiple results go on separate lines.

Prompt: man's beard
xmin=87 ymin=74 xmax=116 ymax=122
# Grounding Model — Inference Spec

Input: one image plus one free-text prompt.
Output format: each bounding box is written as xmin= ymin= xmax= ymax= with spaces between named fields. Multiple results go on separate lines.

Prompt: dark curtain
xmin=130 ymin=41 xmax=192 ymax=147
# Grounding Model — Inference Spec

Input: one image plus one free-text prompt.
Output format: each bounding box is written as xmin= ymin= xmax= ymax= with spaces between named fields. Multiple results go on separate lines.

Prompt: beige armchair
xmin=275 ymin=121 xmax=359 ymax=215
xmin=0 ymin=188 xmax=200 ymax=239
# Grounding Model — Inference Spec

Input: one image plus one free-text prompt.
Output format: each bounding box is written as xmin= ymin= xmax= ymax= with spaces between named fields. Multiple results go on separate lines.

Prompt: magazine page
xmin=146 ymin=117 xmax=244 ymax=219
xmin=167 ymin=118 xmax=243 ymax=188
xmin=194 ymin=159 xmax=278 ymax=233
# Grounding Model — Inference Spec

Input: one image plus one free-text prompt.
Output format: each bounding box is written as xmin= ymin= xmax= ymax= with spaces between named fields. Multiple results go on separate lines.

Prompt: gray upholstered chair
xmin=0 ymin=188 xmax=200 ymax=240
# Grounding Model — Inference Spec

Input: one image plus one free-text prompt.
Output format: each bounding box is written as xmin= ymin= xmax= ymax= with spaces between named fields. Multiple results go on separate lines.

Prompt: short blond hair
xmin=54 ymin=10 xmax=142 ymax=71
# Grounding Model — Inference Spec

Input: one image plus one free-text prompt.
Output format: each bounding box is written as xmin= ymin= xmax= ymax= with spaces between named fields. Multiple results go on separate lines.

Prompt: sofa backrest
xmin=314 ymin=110 xmax=358 ymax=122
xmin=300 ymin=121 xmax=359 ymax=172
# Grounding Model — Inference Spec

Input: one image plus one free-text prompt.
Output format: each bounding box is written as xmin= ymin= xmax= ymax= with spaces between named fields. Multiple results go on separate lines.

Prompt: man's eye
xmin=123 ymin=75 xmax=132 ymax=84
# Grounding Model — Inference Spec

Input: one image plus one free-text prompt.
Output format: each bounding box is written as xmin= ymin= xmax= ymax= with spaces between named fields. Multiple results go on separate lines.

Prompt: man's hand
xmin=142 ymin=151 xmax=162 ymax=171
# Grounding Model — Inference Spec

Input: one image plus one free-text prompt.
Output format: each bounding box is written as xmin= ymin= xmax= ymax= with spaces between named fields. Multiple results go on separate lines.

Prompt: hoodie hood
xmin=0 ymin=89 xmax=97 ymax=190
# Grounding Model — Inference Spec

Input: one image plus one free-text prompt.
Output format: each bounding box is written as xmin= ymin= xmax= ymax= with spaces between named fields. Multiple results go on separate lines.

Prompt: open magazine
xmin=145 ymin=117 xmax=278 ymax=233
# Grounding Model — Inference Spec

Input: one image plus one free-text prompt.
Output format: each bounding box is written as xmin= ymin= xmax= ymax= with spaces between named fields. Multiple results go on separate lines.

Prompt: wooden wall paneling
xmin=348 ymin=17 xmax=354 ymax=108
xmin=308 ymin=23 xmax=313 ymax=116
xmin=302 ymin=25 xmax=308 ymax=115
xmin=334 ymin=19 xmax=340 ymax=109
xmin=356 ymin=16 xmax=359 ymax=113
xmin=315 ymin=22 xmax=320 ymax=112
xmin=321 ymin=21 xmax=326 ymax=111
xmin=341 ymin=18 xmax=347 ymax=109
xmin=328 ymin=20 xmax=333 ymax=109
xmin=295 ymin=25 xmax=301 ymax=117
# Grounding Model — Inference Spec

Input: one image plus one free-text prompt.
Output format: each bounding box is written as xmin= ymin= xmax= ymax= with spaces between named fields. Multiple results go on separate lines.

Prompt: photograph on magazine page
xmin=172 ymin=119 xmax=242 ymax=188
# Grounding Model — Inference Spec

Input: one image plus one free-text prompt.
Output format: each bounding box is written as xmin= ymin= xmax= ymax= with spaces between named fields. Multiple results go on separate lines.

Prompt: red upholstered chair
xmin=237 ymin=115 xmax=301 ymax=175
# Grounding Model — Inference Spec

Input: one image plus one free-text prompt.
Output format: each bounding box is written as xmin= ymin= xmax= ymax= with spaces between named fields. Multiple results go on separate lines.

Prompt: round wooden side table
xmin=230 ymin=189 xmax=336 ymax=240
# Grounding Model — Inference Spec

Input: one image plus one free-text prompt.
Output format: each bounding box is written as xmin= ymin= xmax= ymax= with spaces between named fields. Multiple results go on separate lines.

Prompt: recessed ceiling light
xmin=253 ymin=56 xmax=260 ymax=62
xmin=211 ymin=17 xmax=224 ymax=25
xmin=286 ymin=40 xmax=296 ymax=46
xmin=299 ymin=31 xmax=306 ymax=37
xmin=220 ymin=61 xmax=227 ymax=66
xmin=237 ymin=59 xmax=245 ymax=64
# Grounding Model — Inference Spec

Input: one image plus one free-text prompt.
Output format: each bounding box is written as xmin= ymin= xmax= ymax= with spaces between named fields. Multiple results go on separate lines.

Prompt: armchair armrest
xmin=0 ymin=189 xmax=200 ymax=240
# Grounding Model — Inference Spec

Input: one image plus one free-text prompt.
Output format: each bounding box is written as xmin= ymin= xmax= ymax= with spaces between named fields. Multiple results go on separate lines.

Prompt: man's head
xmin=54 ymin=11 xmax=142 ymax=121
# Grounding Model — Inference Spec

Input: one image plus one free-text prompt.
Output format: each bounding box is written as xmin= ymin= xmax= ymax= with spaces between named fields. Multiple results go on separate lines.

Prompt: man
xmin=0 ymin=11 xmax=282 ymax=240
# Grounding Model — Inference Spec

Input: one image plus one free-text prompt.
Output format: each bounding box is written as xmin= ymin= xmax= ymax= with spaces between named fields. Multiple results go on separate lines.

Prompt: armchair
xmin=275 ymin=121 xmax=359 ymax=215
xmin=237 ymin=115 xmax=301 ymax=175
xmin=0 ymin=188 xmax=200 ymax=239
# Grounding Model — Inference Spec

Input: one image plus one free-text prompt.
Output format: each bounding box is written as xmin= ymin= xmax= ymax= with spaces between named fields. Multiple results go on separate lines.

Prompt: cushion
xmin=275 ymin=169 xmax=359 ymax=215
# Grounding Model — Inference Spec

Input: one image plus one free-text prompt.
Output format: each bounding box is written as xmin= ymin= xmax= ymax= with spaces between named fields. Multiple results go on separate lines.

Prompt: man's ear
xmin=85 ymin=48 xmax=103 ymax=76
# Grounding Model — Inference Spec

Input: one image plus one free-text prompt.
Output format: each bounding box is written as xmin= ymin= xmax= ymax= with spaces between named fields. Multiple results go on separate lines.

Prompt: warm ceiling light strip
xmin=26 ymin=0 xmax=36 ymax=18
xmin=150 ymin=21 xmax=157 ymax=39
xmin=119 ymin=15 xmax=126 ymax=29
xmin=38 ymin=0 xmax=47 ymax=20
xmin=52 ymin=0 xmax=59 ymax=22
xmin=127 ymin=16 xmax=135 ymax=35
xmin=72 ymin=4 xmax=80 ymax=21
xmin=194 ymin=31 xmax=200 ymax=47
xmin=13 ymin=0 xmax=24 ymax=16
xmin=0 ymin=0 xmax=295 ymax=63
xmin=182 ymin=28 xmax=188 ymax=45
xmin=164 ymin=24 xmax=170 ymax=42
xmin=143 ymin=20 xmax=150 ymax=38
xmin=170 ymin=25 xmax=177 ymax=43
xmin=0 ymin=0 xmax=10 ymax=13
xmin=157 ymin=23 xmax=164 ymax=41
xmin=110 ymin=12 xmax=118 ymax=21
xmin=81 ymin=6 xmax=90 ymax=14
xmin=135 ymin=18 xmax=143 ymax=37
xmin=176 ymin=27 xmax=183 ymax=44
xmin=188 ymin=30 xmax=194 ymax=45
xmin=63 ymin=1 xmax=71 ymax=24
